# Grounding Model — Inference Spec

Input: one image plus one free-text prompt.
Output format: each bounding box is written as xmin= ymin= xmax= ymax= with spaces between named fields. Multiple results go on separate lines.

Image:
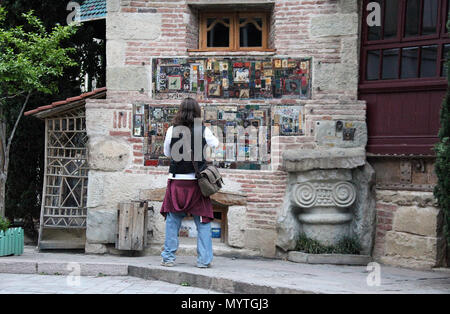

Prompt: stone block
xmin=339 ymin=0 xmax=358 ymax=13
xmin=88 ymin=137 xmax=131 ymax=172
xmin=295 ymin=169 xmax=352 ymax=183
xmin=78 ymin=262 xmax=128 ymax=276
xmin=87 ymin=171 xmax=167 ymax=210
xmin=0 ymin=261 xmax=37 ymax=274
xmin=288 ymin=251 xmax=372 ymax=265
xmin=276 ymin=203 xmax=301 ymax=252
xmin=37 ymin=262 xmax=70 ymax=275
xmin=310 ymin=13 xmax=358 ymax=37
xmin=383 ymin=231 xmax=446 ymax=268
xmin=106 ymin=12 xmax=161 ymax=41
xmin=313 ymin=62 xmax=358 ymax=93
xmin=341 ymin=36 xmax=359 ymax=65
xmin=106 ymin=39 xmax=125 ymax=67
xmin=81 ymin=263 xmax=128 ymax=276
xmin=393 ymin=206 xmax=443 ymax=237
xmin=147 ymin=202 xmax=166 ymax=244
xmin=37 ymin=261 xmax=128 ymax=276
xmin=315 ymin=120 xmax=368 ymax=149
xmin=350 ymin=163 xmax=377 ymax=256
xmin=376 ymin=190 xmax=437 ymax=208
xmin=282 ymin=148 xmax=366 ymax=172
xmin=107 ymin=66 xmax=150 ymax=92
xmin=85 ymin=243 xmax=109 ymax=254
xmin=106 ymin=0 xmax=121 ymax=13
xmin=244 ymin=228 xmax=277 ymax=257
xmin=86 ymin=108 xmax=115 ymax=137
xmin=86 ymin=210 xmax=118 ymax=244
xmin=227 ymin=206 xmax=246 ymax=248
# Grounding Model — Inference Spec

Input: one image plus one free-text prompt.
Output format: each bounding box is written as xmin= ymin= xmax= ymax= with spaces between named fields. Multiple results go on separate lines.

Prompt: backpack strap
xmin=202 ymin=168 xmax=218 ymax=183
xmin=191 ymin=150 xmax=201 ymax=179
xmin=207 ymin=166 xmax=222 ymax=181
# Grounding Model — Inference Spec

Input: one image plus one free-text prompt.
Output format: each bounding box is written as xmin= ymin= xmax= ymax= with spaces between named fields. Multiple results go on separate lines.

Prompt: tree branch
xmin=4 ymin=91 xmax=32 ymax=174
xmin=0 ymin=110 xmax=5 ymax=174
xmin=0 ymin=124 xmax=5 ymax=166
xmin=0 ymin=91 xmax=26 ymax=101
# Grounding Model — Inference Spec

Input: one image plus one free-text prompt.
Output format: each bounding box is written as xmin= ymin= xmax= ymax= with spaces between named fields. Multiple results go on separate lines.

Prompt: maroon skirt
xmin=161 ymin=179 xmax=214 ymax=223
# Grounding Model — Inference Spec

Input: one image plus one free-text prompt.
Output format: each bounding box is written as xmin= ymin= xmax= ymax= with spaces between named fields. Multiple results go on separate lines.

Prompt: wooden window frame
xmin=360 ymin=0 xmax=450 ymax=90
xmin=199 ymin=13 xmax=234 ymax=51
xmin=195 ymin=11 xmax=271 ymax=52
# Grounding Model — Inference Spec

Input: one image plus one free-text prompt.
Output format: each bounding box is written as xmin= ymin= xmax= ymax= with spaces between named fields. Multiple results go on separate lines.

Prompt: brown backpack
xmin=191 ymin=154 xmax=224 ymax=197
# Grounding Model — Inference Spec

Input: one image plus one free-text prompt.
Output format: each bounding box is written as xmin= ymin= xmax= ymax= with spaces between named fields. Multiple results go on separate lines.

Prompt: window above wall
xmin=194 ymin=11 xmax=272 ymax=52
xmin=360 ymin=0 xmax=450 ymax=86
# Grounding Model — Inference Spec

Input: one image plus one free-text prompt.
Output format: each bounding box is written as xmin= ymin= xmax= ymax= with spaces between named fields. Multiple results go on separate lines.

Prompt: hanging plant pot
xmin=0 ymin=228 xmax=24 ymax=257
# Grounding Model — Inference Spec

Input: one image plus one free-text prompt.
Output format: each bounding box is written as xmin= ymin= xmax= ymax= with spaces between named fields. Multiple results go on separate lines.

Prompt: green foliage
xmin=5 ymin=112 xmax=44 ymax=221
xmin=0 ymin=6 xmax=79 ymax=224
xmin=434 ymin=48 xmax=450 ymax=246
xmin=296 ymin=233 xmax=362 ymax=255
xmin=0 ymin=6 xmax=78 ymax=98
xmin=0 ymin=1 xmax=105 ymax=231
xmin=0 ymin=216 xmax=10 ymax=232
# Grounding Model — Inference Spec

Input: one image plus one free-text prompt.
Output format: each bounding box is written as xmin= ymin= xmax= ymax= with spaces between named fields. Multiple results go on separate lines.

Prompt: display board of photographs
xmin=134 ymin=104 xmax=305 ymax=168
xmin=153 ymin=57 xmax=311 ymax=100
xmin=153 ymin=58 xmax=205 ymax=100
xmin=133 ymin=104 xmax=146 ymax=137
xmin=132 ymin=104 xmax=178 ymax=167
xmin=203 ymin=105 xmax=271 ymax=170
xmin=272 ymin=106 xmax=305 ymax=136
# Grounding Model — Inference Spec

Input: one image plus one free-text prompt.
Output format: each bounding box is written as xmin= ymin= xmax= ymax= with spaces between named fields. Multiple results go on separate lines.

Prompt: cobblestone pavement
xmin=0 ymin=274 xmax=220 ymax=294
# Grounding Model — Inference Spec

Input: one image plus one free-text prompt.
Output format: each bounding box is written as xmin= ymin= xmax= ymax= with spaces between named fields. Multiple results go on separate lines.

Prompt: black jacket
xmin=169 ymin=125 xmax=207 ymax=176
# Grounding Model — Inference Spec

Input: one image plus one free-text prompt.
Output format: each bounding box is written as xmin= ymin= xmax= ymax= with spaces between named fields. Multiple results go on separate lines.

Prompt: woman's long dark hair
xmin=172 ymin=98 xmax=202 ymax=127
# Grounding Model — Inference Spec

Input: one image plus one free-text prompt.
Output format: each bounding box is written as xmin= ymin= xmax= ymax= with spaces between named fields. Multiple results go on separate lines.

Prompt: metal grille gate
xmin=39 ymin=106 xmax=89 ymax=232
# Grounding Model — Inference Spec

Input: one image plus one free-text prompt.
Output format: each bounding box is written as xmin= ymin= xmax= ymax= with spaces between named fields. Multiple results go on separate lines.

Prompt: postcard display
xmin=134 ymin=57 xmax=309 ymax=168
xmin=152 ymin=57 xmax=311 ymax=100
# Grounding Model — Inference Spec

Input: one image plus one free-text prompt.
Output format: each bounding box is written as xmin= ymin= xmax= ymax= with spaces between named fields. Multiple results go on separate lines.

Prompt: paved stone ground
xmin=0 ymin=247 xmax=449 ymax=294
xmin=0 ymin=273 xmax=220 ymax=294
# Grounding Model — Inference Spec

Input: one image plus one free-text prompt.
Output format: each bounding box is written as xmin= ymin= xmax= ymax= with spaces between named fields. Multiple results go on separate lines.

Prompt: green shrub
xmin=0 ymin=216 xmax=10 ymax=232
xmin=296 ymin=233 xmax=361 ymax=255
xmin=334 ymin=236 xmax=362 ymax=255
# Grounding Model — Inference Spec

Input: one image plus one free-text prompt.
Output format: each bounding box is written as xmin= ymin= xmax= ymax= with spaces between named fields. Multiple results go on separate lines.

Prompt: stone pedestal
xmin=277 ymin=148 xmax=376 ymax=254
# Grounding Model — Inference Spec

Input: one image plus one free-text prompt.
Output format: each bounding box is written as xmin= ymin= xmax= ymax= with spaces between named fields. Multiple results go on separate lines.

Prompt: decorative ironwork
xmin=41 ymin=107 xmax=88 ymax=228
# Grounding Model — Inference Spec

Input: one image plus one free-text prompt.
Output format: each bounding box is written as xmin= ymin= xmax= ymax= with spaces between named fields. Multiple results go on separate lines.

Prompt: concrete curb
xmin=0 ymin=259 xmax=128 ymax=276
xmin=127 ymin=265 xmax=316 ymax=294
xmin=0 ymin=259 xmax=316 ymax=294
xmin=0 ymin=260 xmax=37 ymax=274
xmin=37 ymin=262 xmax=129 ymax=276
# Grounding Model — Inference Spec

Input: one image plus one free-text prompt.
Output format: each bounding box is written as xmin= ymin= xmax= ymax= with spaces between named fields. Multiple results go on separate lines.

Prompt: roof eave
xmin=25 ymin=88 xmax=107 ymax=119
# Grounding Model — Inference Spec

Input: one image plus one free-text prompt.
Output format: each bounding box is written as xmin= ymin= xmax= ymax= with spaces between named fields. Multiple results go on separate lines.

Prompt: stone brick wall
xmin=373 ymin=190 xmax=446 ymax=269
xmin=85 ymin=0 xmax=368 ymax=257
xmin=106 ymin=0 xmax=361 ymax=100
xmin=85 ymin=0 xmax=450 ymax=267
xmin=104 ymin=0 xmax=364 ymax=155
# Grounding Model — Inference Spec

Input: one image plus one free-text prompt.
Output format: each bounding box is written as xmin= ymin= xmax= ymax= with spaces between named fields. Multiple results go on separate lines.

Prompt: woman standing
xmin=160 ymin=98 xmax=219 ymax=268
